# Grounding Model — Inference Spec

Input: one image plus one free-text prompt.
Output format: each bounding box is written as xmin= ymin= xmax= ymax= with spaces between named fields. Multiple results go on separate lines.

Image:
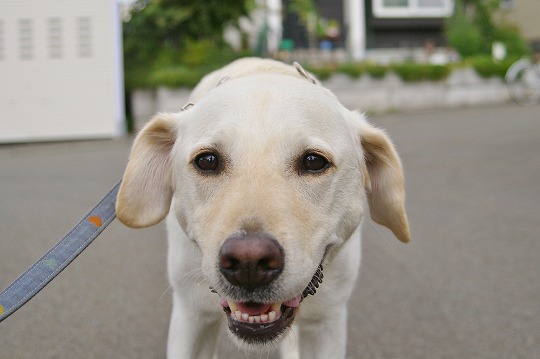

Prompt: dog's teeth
xmin=228 ymin=302 xmax=283 ymax=323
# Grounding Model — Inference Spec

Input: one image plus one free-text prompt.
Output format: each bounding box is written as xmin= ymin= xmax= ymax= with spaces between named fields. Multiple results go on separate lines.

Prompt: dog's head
xmin=116 ymin=73 xmax=410 ymax=346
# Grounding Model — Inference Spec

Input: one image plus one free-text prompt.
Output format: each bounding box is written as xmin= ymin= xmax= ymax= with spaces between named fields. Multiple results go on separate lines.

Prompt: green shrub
xmin=494 ymin=24 xmax=531 ymax=58
xmin=180 ymin=39 xmax=231 ymax=67
xmin=428 ymin=64 xmax=453 ymax=81
xmin=365 ymin=63 xmax=388 ymax=79
xmin=124 ymin=67 xmax=152 ymax=91
xmin=147 ymin=66 xmax=206 ymax=88
xmin=393 ymin=63 xmax=452 ymax=82
xmin=124 ymin=42 xmax=247 ymax=90
xmin=446 ymin=0 xmax=530 ymax=60
xmin=304 ymin=64 xmax=335 ymax=80
xmin=469 ymin=56 xmax=515 ymax=78
xmin=337 ymin=63 xmax=364 ymax=78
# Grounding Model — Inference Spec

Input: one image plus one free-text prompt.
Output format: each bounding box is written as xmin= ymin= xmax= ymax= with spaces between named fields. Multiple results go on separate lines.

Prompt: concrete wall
xmin=0 ymin=0 xmax=124 ymax=143
xmin=131 ymin=68 xmax=510 ymax=128
xmin=325 ymin=68 xmax=509 ymax=113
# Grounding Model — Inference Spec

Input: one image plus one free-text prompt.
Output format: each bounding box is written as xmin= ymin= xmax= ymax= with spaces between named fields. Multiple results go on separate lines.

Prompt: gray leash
xmin=0 ymin=181 xmax=121 ymax=323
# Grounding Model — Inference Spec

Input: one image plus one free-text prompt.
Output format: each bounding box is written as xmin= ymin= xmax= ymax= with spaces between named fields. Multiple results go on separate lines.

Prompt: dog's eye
xmin=302 ymin=153 xmax=330 ymax=173
xmin=195 ymin=153 xmax=219 ymax=172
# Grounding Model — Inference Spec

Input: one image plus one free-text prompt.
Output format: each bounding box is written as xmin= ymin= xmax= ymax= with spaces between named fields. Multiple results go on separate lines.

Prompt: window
xmin=77 ymin=17 xmax=92 ymax=58
xmin=373 ymin=0 xmax=454 ymax=18
xmin=48 ymin=18 xmax=63 ymax=59
xmin=19 ymin=19 xmax=33 ymax=60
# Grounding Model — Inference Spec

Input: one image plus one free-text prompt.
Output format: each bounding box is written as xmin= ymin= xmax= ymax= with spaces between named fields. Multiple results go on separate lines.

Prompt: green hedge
xmin=393 ymin=63 xmax=452 ymax=82
xmin=147 ymin=66 xmax=206 ymax=89
xmin=124 ymin=41 xmax=247 ymax=90
xmin=127 ymin=57 xmax=515 ymax=90
xmin=469 ymin=56 xmax=517 ymax=79
xmin=307 ymin=62 xmax=451 ymax=82
xmin=303 ymin=64 xmax=336 ymax=80
xmin=364 ymin=64 xmax=388 ymax=79
xmin=337 ymin=63 xmax=364 ymax=78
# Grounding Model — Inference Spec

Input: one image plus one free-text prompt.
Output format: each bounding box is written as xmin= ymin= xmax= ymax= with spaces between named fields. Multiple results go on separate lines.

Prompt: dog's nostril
xmin=220 ymin=256 xmax=240 ymax=271
xmin=219 ymin=233 xmax=284 ymax=290
xmin=258 ymin=257 xmax=281 ymax=271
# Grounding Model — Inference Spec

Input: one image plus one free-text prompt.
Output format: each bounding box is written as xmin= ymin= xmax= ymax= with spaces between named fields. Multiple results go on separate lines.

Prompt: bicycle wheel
xmin=505 ymin=59 xmax=540 ymax=106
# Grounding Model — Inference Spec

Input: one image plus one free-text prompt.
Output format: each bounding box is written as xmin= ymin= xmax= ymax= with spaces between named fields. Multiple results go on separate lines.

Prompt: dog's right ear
xmin=116 ymin=113 xmax=179 ymax=228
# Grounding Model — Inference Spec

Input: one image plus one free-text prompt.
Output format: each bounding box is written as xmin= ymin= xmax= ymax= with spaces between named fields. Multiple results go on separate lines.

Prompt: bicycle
xmin=505 ymin=53 xmax=540 ymax=106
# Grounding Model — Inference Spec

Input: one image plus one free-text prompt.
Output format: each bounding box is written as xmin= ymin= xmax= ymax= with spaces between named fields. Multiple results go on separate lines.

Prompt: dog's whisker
xmin=367 ymin=219 xmax=400 ymax=258
xmin=193 ymin=272 xmax=207 ymax=286
xmin=174 ymin=267 xmax=203 ymax=285
xmin=158 ymin=284 xmax=175 ymax=303
xmin=160 ymin=267 xmax=204 ymax=302
xmin=185 ymin=278 xmax=212 ymax=312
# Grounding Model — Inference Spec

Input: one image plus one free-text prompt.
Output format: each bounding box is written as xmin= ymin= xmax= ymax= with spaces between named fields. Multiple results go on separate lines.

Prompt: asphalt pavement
xmin=1 ymin=103 xmax=539 ymax=358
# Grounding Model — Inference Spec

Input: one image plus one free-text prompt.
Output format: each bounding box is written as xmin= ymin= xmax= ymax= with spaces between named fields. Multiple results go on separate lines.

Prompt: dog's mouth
xmin=220 ymin=295 xmax=301 ymax=343
xmin=216 ymin=264 xmax=323 ymax=344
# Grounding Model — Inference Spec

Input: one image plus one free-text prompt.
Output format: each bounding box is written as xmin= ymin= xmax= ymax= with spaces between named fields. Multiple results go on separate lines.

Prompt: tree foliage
xmin=446 ymin=0 xmax=529 ymax=59
xmin=123 ymin=0 xmax=254 ymax=74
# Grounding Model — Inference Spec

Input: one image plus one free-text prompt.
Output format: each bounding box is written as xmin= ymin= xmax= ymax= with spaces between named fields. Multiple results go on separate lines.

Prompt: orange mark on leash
xmin=88 ymin=216 xmax=102 ymax=227
xmin=0 ymin=305 xmax=4 ymax=315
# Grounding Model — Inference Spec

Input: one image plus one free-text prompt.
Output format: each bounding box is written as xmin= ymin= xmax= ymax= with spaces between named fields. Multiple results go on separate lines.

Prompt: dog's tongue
xmin=236 ymin=301 xmax=272 ymax=316
xmin=284 ymin=294 xmax=302 ymax=308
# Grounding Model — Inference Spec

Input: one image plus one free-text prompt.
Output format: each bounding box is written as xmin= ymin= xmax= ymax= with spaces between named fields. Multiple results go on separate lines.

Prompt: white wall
xmin=0 ymin=0 xmax=125 ymax=142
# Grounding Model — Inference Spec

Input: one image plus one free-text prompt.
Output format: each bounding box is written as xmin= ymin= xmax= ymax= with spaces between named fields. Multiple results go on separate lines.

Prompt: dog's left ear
xmin=362 ymin=122 xmax=411 ymax=243
xmin=348 ymin=112 xmax=411 ymax=243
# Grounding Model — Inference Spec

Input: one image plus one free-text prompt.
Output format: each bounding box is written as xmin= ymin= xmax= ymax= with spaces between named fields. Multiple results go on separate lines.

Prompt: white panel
xmin=373 ymin=0 xmax=454 ymax=18
xmin=0 ymin=0 xmax=125 ymax=142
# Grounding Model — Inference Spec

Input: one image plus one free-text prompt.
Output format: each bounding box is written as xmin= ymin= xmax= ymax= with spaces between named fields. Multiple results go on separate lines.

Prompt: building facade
xmin=0 ymin=0 xmax=124 ymax=143
xmin=497 ymin=0 xmax=540 ymax=48
xmin=281 ymin=0 xmax=454 ymax=59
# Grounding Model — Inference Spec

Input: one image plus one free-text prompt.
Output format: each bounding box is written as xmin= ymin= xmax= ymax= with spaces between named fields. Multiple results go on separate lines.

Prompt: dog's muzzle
xmin=213 ymin=264 xmax=324 ymax=344
xmin=213 ymin=233 xmax=324 ymax=343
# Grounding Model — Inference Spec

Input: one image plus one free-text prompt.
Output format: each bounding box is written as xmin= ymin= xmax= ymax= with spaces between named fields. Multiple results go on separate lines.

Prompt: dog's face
xmin=117 ymin=74 xmax=410 ymax=346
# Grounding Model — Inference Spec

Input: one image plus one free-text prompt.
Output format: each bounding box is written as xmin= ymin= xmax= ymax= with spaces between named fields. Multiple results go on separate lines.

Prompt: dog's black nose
xmin=219 ymin=233 xmax=284 ymax=290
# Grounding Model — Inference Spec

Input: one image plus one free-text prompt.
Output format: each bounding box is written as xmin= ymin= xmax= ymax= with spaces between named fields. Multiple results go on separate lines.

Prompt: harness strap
xmin=0 ymin=180 xmax=121 ymax=323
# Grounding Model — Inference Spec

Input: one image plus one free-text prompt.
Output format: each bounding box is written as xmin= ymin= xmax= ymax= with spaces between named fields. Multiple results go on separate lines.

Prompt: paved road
xmin=1 ymin=103 xmax=539 ymax=358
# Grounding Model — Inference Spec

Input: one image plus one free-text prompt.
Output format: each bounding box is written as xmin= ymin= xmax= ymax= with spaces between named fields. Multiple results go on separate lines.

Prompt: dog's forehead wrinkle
xmin=185 ymin=117 xmax=351 ymax=169
xmin=186 ymin=86 xmax=351 ymax=158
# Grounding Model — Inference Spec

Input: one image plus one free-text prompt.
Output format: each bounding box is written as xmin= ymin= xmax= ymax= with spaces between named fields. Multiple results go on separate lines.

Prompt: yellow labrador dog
xmin=116 ymin=58 xmax=410 ymax=359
